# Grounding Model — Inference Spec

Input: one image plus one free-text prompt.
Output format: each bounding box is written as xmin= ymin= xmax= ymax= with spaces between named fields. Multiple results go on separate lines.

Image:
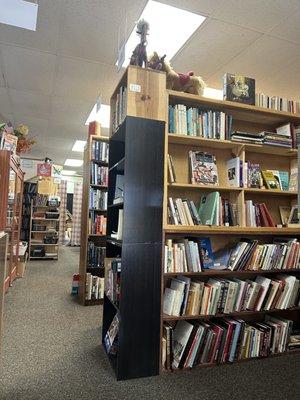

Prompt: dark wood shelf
xmin=108 ymin=202 xmax=124 ymax=209
xmin=84 ymin=298 xmax=103 ymax=306
xmin=89 ymin=208 xmax=107 ymax=213
xmin=109 ymin=157 xmax=125 ymax=173
xmin=90 ymin=184 xmax=108 ymax=189
xmin=91 ymin=159 xmax=108 ymax=166
xmin=163 ymin=306 xmax=300 ymax=321
xmin=106 ymin=237 xmax=122 ymax=247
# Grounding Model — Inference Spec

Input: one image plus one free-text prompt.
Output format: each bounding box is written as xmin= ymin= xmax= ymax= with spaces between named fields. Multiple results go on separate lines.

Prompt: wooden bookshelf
xmin=78 ymin=135 xmax=109 ymax=305
xmin=0 ymin=151 xmax=24 ymax=292
xmin=102 ymin=66 xmax=300 ymax=381
xmin=28 ymin=201 xmax=60 ymax=261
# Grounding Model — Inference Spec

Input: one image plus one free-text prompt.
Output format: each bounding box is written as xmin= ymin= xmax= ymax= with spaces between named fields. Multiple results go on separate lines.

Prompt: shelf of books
xmin=78 ymin=135 xmax=108 ymax=306
xmin=29 ymin=195 xmax=60 ymax=261
xmin=102 ymin=66 xmax=300 ymax=381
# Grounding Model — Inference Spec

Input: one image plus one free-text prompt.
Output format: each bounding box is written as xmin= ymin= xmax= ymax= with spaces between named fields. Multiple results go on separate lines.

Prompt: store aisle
xmin=1 ymin=247 xmax=300 ymax=400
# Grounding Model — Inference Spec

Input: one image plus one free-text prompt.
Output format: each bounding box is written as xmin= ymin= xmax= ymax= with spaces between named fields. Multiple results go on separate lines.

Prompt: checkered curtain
xmin=58 ymin=180 xmax=67 ymax=245
xmin=70 ymin=182 xmax=83 ymax=246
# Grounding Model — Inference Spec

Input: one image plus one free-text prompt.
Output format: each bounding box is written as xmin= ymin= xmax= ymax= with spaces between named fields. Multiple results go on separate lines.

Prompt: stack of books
xmin=168 ymin=193 xmax=239 ymax=226
xmin=168 ymin=105 xmax=233 ymax=139
xmin=163 ymin=274 xmax=299 ymax=317
xmin=89 ymin=188 xmax=107 ymax=210
xmin=88 ymin=212 xmax=106 ymax=235
xmin=163 ymin=316 xmax=293 ymax=369
xmin=87 ymin=242 xmax=106 ymax=268
xmin=85 ymin=273 xmax=105 ymax=300
xmin=256 ymin=93 xmax=300 ymax=114
xmin=90 ymin=164 xmax=108 ymax=186
xmin=231 ymin=130 xmax=264 ymax=144
xmin=92 ymin=140 xmax=109 ymax=162
xmin=105 ymin=258 xmax=121 ymax=306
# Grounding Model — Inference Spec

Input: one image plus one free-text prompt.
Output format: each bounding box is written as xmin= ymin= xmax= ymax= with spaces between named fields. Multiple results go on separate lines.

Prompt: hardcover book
xmin=226 ymin=157 xmax=240 ymax=187
xmin=261 ymin=170 xmax=280 ymax=190
xmin=198 ymin=237 xmax=215 ymax=269
xmin=189 ymin=151 xmax=219 ymax=185
xmin=223 ymin=73 xmax=255 ymax=105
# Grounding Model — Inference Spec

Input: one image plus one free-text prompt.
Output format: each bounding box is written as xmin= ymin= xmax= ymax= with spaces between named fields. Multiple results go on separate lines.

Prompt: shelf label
xmin=129 ymin=83 xmax=141 ymax=93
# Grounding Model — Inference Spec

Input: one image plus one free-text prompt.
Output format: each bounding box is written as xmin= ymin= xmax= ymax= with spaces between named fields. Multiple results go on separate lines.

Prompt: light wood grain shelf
xmin=163 ymin=306 xmax=300 ymax=321
xmin=168 ymin=183 xmax=242 ymax=192
xmin=164 ymin=268 xmax=300 ymax=277
xmin=164 ymin=225 xmax=300 ymax=235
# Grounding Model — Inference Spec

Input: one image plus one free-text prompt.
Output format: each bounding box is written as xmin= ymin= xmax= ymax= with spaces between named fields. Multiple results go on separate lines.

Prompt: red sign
xmin=37 ymin=163 xmax=52 ymax=177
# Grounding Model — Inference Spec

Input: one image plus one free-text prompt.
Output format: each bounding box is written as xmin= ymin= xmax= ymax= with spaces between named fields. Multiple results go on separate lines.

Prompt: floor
xmin=1 ymin=247 xmax=299 ymax=400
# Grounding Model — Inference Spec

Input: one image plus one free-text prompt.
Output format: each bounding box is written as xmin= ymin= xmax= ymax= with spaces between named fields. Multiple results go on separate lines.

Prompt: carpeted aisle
xmin=0 ymin=247 xmax=299 ymax=400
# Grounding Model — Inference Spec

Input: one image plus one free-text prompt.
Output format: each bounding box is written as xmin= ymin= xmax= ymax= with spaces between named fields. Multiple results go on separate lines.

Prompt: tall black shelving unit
xmin=20 ymin=182 xmax=37 ymax=242
xmin=103 ymin=116 xmax=165 ymax=380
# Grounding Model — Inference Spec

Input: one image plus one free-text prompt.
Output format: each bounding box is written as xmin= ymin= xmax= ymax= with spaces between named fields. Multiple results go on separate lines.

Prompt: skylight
xmin=72 ymin=140 xmax=87 ymax=152
xmin=118 ymin=0 xmax=206 ymax=68
xmin=64 ymin=159 xmax=83 ymax=167
xmin=0 ymin=0 xmax=38 ymax=31
xmin=85 ymin=104 xmax=110 ymax=128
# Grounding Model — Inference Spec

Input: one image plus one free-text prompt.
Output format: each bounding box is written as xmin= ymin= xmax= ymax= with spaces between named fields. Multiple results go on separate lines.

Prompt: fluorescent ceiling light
xmin=64 ymin=159 xmax=83 ymax=167
xmin=119 ymin=0 xmax=206 ymax=68
xmin=61 ymin=170 xmax=76 ymax=176
xmin=203 ymin=87 xmax=223 ymax=100
xmin=72 ymin=140 xmax=87 ymax=152
xmin=0 ymin=0 xmax=38 ymax=31
xmin=85 ymin=104 xmax=110 ymax=128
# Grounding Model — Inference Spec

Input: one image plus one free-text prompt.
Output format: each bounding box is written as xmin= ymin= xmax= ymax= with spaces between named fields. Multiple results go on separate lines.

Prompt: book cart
xmin=102 ymin=66 xmax=300 ymax=380
xmin=78 ymin=135 xmax=109 ymax=305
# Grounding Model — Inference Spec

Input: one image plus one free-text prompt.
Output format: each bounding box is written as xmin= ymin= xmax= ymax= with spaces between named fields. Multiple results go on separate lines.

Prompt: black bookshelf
xmin=102 ymin=116 xmax=165 ymax=380
xmin=20 ymin=182 xmax=37 ymax=241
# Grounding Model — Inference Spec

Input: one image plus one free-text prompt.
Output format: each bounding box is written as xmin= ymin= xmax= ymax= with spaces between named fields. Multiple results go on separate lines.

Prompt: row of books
xmin=105 ymin=258 xmax=121 ymax=307
xmin=168 ymin=105 xmax=232 ymax=139
xmin=89 ymin=188 xmax=107 ymax=210
xmin=170 ymin=150 xmax=297 ymax=192
xmin=256 ymin=93 xmax=300 ymax=114
xmin=163 ymin=274 xmax=299 ymax=317
xmin=245 ymin=201 xmax=275 ymax=227
xmin=85 ymin=273 xmax=104 ymax=300
xmin=34 ymin=194 xmax=48 ymax=206
xmin=91 ymin=140 xmax=109 ymax=162
xmin=168 ymin=193 xmax=239 ymax=226
xmin=112 ymin=85 xmax=127 ymax=133
xmin=104 ymin=313 xmax=119 ymax=356
xmin=231 ymin=123 xmax=299 ymax=149
xmin=90 ymin=164 xmax=108 ymax=186
xmin=164 ymin=238 xmax=300 ymax=273
xmin=87 ymin=242 xmax=106 ymax=269
xmin=163 ymin=316 xmax=293 ymax=369
xmin=88 ymin=213 xmax=106 ymax=235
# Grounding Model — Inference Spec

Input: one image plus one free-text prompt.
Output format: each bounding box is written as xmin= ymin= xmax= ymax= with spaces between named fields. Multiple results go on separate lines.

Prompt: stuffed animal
xmin=129 ymin=19 xmax=150 ymax=68
xmin=148 ymin=52 xmax=206 ymax=96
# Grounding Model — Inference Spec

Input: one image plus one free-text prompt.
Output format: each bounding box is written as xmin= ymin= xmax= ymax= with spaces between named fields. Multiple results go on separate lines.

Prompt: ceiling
xmin=0 ymin=0 xmax=300 ymax=172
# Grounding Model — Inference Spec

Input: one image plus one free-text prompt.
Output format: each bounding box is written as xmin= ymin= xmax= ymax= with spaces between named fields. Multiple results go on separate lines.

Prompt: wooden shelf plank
xmin=163 ymin=306 xmax=300 ymax=321
xmin=168 ymin=90 xmax=300 ymax=125
xmin=90 ymin=184 xmax=108 ymax=189
xmin=84 ymin=298 xmax=103 ymax=306
xmin=88 ymin=234 xmax=106 ymax=237
xmin=164 ymin=225 xmax=300 ymax=235
xmin=244 ymin=188 xmax=297 ymax=196
xmin=168 ymin=133 xmax=297 ymax=157
xmin=168 ymin=183 xmax=242 ymax=192
xmin=164 ymin=268 xmax=300 ymax=277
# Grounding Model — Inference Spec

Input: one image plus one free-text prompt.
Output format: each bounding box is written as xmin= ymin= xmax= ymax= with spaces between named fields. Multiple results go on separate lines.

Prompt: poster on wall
xmin=52 ymin=164 xmax=63 ymax=183
xmin=37 ymin=162 xmax=51 ymax=177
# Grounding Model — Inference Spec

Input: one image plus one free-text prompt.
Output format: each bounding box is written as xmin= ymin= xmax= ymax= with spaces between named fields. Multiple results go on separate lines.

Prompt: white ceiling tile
xmin=50 ymin=96 xmax=90 ymax=126
xmin=10 ymin=89 xmax=51 ymax=119
xmin=157 ymin=0 xmax=217 ymax=15
xmin=269 ymin=10 xmax=300 ymax=44
xmin=1 ymin=45 xmax=56 ymax=95
xmin=59 ymin=0 xmax=143 ymax=63
xmin=54 ymin=57 xmax=107 ymax=101
xmin=211 ymin=0 xmax=300 ymax=32
xmin=0 ymin=87 xmax=12 ymax=114
xmin=172 ymin=19 xmax=262 ymax=80
xmin=0 ymin=0 xmax=62 ymax=53
xmin=207 ymin=35 xmax=300 ymax=91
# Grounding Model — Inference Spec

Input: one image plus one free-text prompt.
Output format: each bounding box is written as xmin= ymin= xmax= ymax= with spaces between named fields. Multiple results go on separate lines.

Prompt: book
xmin=167 ymin=154 xmax=176 ymax=183
xmin=247 ymin=162 xmax=260 ymax=188
xmin=223 ymin=73 xmax=255 ymax=105
xmin=226 ymin=157 xmax=240 ymax=187
xmin=198 ymin=238 xmax=215 ymax=269
xmin=289 ymin=159 xmax=298 ymax=191
xmin=278 ymin=171 xmax=289 ymax=191
xmin=163 ymin=288 xmax=177 ymax=315
xmin=189 ymin=151 xmax=219 ymax=185
xmin=198 ymin=192 xmax=219 ymax=225
xmin=172 ymin=321 xmax=194 ymax=368
xmin=261 ymin=170 xmax=280 ymax=190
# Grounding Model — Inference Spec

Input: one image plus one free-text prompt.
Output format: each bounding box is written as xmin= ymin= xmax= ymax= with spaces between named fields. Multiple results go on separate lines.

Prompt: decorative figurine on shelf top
xmin=148 ymin=52 xmax=206 ymax=96
xmin=129 ymin=19 xmax=149 ymax=68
